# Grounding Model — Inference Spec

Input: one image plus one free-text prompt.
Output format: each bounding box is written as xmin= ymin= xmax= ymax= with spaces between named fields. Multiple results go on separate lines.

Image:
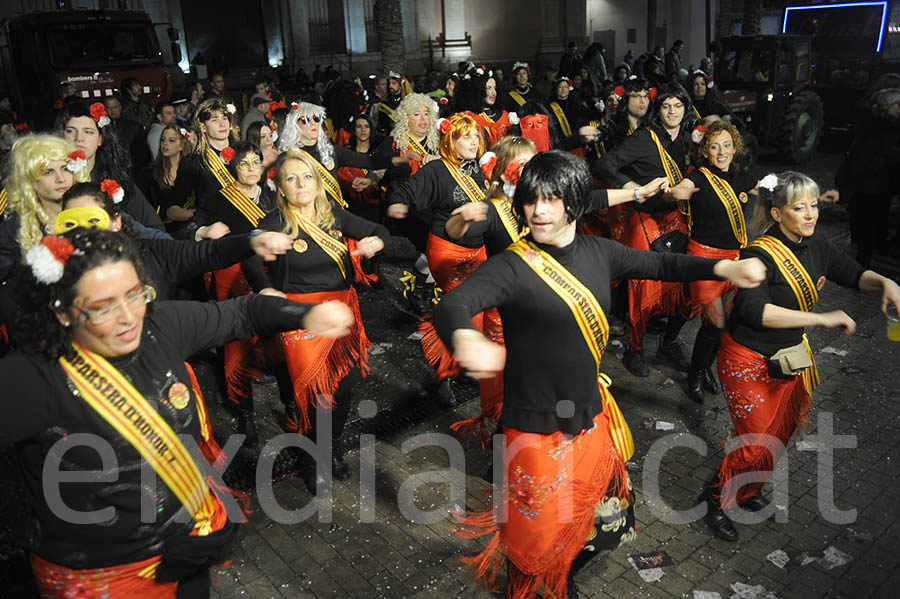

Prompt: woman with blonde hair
xmin=241 ymin=149 xmax=388 ymax=493
xmin=386 ymin=112 xmax=489 ymax=406
xmin=697 ymin=171 xmax=900 ymax=542
xmin=0 ymin=134 xmax=89 ymax=280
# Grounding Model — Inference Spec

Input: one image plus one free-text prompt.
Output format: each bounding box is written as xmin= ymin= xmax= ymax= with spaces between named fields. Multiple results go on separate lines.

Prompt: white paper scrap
xmin=627 ymin=557 xmax=664 ymax=582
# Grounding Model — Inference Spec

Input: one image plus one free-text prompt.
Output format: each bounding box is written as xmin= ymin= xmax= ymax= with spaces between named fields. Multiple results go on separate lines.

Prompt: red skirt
xmin=715 ymin=332 xmax=812 ymax=506
xmin=623 ymin=209 xmax=688 ymax=350
xmin=420 ymin=233 xmax=488 ymax=380
xmin=281 ymin=288 xmax=370 ymax=433
xmin=213 ymin=264 xmax=264 ymax=407
xmin=686 ymin=239 xmax=739 ymax=320
xmin=456 ymin=407 xmax=629 ymax=599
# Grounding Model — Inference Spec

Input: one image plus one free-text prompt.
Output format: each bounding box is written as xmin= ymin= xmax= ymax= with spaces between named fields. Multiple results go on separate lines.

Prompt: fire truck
xmin=0 ymin=10 xmax=183 ymax=127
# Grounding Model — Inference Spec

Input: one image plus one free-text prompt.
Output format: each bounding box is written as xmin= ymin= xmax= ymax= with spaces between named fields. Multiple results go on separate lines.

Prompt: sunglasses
xmin=299 ymin=115 xmax=322 ymax=125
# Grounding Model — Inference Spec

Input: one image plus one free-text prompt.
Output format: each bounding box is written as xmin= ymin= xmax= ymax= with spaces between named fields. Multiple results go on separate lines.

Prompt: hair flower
xmin=691 ymin=125 xmax=707 ymax=144
xmin=438 ymin=118 xmax=452 ymax=135
xmin=65 ymin=149 xmax=87 ymax=173
xmin=508 ymin=111 xmax=520 ymax=126
xmin=479 ymin=151 xmax=497 ymax=178
xmin=706 ymin=75 xmax=715 ymax=88
xmin=221 ymin=147 xmax=235 ymax=163
xmin=614 ymin=85 xmax=625 ymax=99
xmin=759 ymin=174 xmax=778 ymax=201
xmin=226 ymin=103 xmax=237 ymax=115
xmin=266 ymin=166 xmax=277 ymax=191
xmin=100 ymin=179 xmax=124 ymax=204
xmin=89 ymin=102 xmax=110 ymax=128
xmin=502 ymin=161 xmax=523 ymax=198
xmin=25 ymin=236 xmax=76 ymax=284
xmin=648 ymin=87 xmax=658 ymax=100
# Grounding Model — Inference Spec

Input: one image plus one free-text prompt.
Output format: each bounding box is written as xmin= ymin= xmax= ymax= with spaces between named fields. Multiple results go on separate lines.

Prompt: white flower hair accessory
xmin=100 ymin=179 xmax=125 ymax=204
xmin=25 ymin=236 xmax=78 ymax=285
xmin=508 ymin=111 xmax=520 ymax=126
xmin=179 ymin=127 xmax=191 ymax=140
xmin=65 ymin=150 xmax=87 ymax=173
xmin=226 ymin=103 xmax=237 ymax=115
xmin=479 ymin=151 xmax=496 ymax=167
xmin=758 ymin=174 xmax=778 ymax=202
xmin=691 ymin=125 xmax=706 ymax=144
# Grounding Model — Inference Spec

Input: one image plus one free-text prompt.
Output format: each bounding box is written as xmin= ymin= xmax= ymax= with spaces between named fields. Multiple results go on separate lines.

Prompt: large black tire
xmin=736 ymin=132 xmax=759 ymax=169
xmin=778 ymin=90 xmax=824 ymax=163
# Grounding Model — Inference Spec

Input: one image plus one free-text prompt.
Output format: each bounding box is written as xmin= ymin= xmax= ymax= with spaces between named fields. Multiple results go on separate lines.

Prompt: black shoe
xmin=623 ymin=349 xmax=650 ymax=377
xmin=436 ymin=377 xmax=458 ymax=407
xmin=657 ymin=340 xmax=690 ymax=372
xmin=704 ymin=507 xmax=739 ymax=541
xmin=407 ymin=281 xmax=435 ymax=316
xmin=702 ymin=367 xmax=721 ymax=394
xmin=237 ymin=411 xmax=259 ymax=449
xmin=740 ymin=493 xmax=768 ymax=512
xmin=283 ymin=403 xmax=300 ymax=432
xmin=331 ymin=437 xmax=351 ymax=481
xmin=686 ymin=370 xmax=705 ymax=404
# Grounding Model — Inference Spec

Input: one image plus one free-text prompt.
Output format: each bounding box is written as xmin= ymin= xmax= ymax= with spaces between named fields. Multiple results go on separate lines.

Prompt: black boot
xmin=283 ymin=402 xmax=300 ymax=433
xmin=699 ymin=484 xmax=738 ymax=542
xmin=686 ymin=369 xmax=705 ymax=404
xmin=623 ymin=349 xmax=650 ymax=377
xmin=658 ymin=315 xmax=690 ymax=371
xmin=331 ymin=435 xmax=351 ymax=481
xmin=702 ymin=367 xmax=721 ymax=394
xmin=236 ymin=410 xmax=259 ymax=449
xmin=436 ymin=377 xmax=457 ymax=407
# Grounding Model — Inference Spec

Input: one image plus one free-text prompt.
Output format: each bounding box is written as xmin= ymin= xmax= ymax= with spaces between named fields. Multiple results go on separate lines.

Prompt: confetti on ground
xmin=821 ymin=346 xmax=848 ymax=357
xmin=407 ymin=332 xmax=424 ymax=341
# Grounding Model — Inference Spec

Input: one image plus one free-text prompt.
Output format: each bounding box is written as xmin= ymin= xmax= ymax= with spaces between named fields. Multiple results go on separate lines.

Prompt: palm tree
xmin=374 ymin=0 xmax=405 ymax=73
xmin=742 ymin=0 xmax=763 ymax=36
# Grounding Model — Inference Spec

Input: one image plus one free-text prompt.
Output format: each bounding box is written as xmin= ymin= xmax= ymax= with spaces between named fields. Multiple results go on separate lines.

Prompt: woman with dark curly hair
xmin=455 ymin=69 xmax=517 ymax=147
xmin=337 ymin=113 xmax=384 ymax=222
xmin=56 ymin=101 xmax=164 ymax=231
xmin=0 ymin=227 xmax=352 ymax=599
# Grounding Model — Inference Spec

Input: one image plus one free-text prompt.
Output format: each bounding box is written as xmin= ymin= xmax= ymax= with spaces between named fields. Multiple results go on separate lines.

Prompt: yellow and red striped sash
xmin=748 ymin=235 xmax=820 ymax=393
xmin=204 ymin=147 xmax=236 ymax=190
xmin=648 ymin=128 xmax=690 ymax=229
xmin=60 ymin=342 xmax=216 ymax=535
xmin=692 ymin=104 xmax=701 ymax=119
xmin=491 ymin=197 xmax=527 ymax=244
xmin=299 ymin=150 xmax=348 ymax=209
xmin=377 ymin=102 xmax=397 ymax=122
xmin=699 ymin=167 xmax=748 ymax=247
xmin=508 ymin=90 xmax=527 ymax=107
xmin=508 ymin=239 xmax=634 ymax=460
xmin=219 ymin=184 xmax=266 ymax=227
xmin=549 ymin=101 xmax=572 ymax=137
xmin=294 ymin=211 xmax=349 ymax=280
xmin=0 ymin=188 xmax=6 ymax=215
xmin=442 ymin=159 xmax=485 ymax=203
xmin=406 ymin=134 xmax=428 ymax=159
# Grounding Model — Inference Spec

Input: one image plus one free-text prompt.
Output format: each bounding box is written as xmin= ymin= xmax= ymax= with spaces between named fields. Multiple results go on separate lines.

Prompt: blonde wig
xmin=751 ymin=171 xmax=819 ymax=234
xmin=484 ymin=135 xmax=537 ymax=202
xmin=275 ymin=149 xmax=336 ymax=237
xmin=192 ymin=98 xmax=238 ymax=156
xmin=5 ymin=134 xmax=88 ymax=254
xmin=438 ymin=112 xmax=485 ymax=163
xmin=391 ymin=93 xmax=439 ymax=152
xmin=276 ymin=102 xmax=334 ymax=169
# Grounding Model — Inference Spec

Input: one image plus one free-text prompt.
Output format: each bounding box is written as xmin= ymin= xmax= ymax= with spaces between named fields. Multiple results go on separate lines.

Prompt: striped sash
xmin=699 ymin=167 xmax=747 ymax=247
xmin=299 ymin=150 xmax=348 ymax=209
xmin=294 ymin=211 xmax=349 ymax=280
xmin=508 ymin=239 xmax=634 ymax=460
xmin=442 ymin=159 xmax=485 ymax=203
xmin=204 ymin=147 xmax=236 ymax=189
xmin=648 ymin=128 xmax=690 ymax=228
xmin=491 ymin=198 xmax=527 ymax=244
xmin=219 ymin=184 xmax=266 ymax=227
xmin=549 ymin=101 xmax=572 ymax=137
xmin=60 ymin=342 xmax=216 ymax=535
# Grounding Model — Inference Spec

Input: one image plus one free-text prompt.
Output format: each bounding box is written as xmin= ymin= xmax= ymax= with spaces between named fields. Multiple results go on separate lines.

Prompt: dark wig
xmin=347 ymin=113 xmax=380 ymax=151
xmin=11 ymin=228 xmax=150 ymax=361
xmin=513 ymin=150 xmax=592 ymax=225
xmin=650 ymin=82 xmax=695 ymax=136
xmin=455 ymin=72 xmax=499 ymax=113
xmin=54 ymin=101 xmax=133 ymax=186
xmin=225 ymin=141 xmax=263 ymax=179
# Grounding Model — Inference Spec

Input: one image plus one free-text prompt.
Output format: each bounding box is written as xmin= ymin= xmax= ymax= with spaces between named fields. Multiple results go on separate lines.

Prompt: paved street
xmin=2 ymin=147 xmax=899 ymax=598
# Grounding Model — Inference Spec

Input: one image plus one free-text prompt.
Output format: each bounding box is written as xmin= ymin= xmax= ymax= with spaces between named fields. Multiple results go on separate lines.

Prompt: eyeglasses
xmin=74 ymin=285 xmax=156 ymax=325
xmin=299 ymin=115 xmax=322 ymax=125
xmin=236 ymin=158 xmax=263 ymax=170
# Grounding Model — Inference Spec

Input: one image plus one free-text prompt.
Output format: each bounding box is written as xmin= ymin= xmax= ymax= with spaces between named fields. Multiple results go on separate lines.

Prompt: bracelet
xmin=633 ymin=187 xmax=641 ymax=201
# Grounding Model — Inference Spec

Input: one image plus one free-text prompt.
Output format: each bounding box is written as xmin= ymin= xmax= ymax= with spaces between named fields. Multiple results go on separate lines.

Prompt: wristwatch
xmin=634 ymin=187 xmax=642 ymax=201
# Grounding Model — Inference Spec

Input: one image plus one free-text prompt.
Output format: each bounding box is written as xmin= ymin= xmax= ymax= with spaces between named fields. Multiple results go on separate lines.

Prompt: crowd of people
xmin=0 ymin=45 xmax=899 ymax=599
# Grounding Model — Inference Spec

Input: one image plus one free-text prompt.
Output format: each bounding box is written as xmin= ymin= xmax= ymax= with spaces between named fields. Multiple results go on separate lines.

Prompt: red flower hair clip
xmin=502 ymin=161 xmax=524 ymax=198
xmin=100 ymin=179 xmax=124 ymax=204
xmin=438 ymin=118 xmax=452 ymax=135
xmin=65 ymin=149 xmax=87 ymax=173
xmin=89 ymin=102 xmax=110 ymax=128
xmin=614 ymin=86 xmax=625 ymax=99
xmin=479 ymin=152 xmax=497 ymax=179
xmin=266 ymin=166 xmax=277 ymax=191
xmin=221 ymin=147 xmax=235 ymax=163
xmin=648 ymin=87 xmax=657 ymax=100
xmin=691 ymin=125 xmax=707 ymax=144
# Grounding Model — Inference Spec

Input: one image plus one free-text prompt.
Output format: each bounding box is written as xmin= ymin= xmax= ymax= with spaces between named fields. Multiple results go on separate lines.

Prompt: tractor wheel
xmin=778 ymin=90 xmax=824 ymax=163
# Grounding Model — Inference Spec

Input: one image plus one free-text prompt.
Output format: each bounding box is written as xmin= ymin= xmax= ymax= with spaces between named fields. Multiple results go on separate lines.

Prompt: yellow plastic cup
xmin=887 ymin=304 xmax=900 ymax=342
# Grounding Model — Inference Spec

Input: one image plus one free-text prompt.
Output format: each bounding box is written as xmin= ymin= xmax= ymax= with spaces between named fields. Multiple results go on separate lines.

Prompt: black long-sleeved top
xmin=730 ymin=225 xmax=865 ymax=357
xmin=388 ymin=159 xmax=489 ymax=248
xmin=193 ymin=185 xmax=278 ymax=234
xmin=685 ymin=164 xmax=757 ymax=250
xmin=298 ymin=143 xmax=378 ymax=182
xmin=143 ymin=233 xmax=260 ymax=301
xmin=593 ymin=125 xmax=688 ymax=213
xmin=166 ymin=151 xmax=226 ymax=217
xmin=242 ymin=206 xmax=389 ymax=294
xmin=435 ymin=234 xmax=723 ymax=434
xmin=0 ymin=296 xmax=312 ymax=568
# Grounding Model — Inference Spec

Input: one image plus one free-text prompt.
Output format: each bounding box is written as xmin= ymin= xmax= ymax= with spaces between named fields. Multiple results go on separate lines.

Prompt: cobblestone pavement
xmin=1 ymin=148 xmax=898 ymax=598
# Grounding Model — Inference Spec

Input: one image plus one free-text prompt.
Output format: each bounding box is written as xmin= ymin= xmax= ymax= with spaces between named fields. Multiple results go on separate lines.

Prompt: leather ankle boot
xmin=686 ymin=369 xmax=705 ymax=404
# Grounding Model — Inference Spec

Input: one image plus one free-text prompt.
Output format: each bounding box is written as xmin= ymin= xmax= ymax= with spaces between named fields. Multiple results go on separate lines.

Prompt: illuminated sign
xmin=783 ymin=1 xmax=888 ymax=52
